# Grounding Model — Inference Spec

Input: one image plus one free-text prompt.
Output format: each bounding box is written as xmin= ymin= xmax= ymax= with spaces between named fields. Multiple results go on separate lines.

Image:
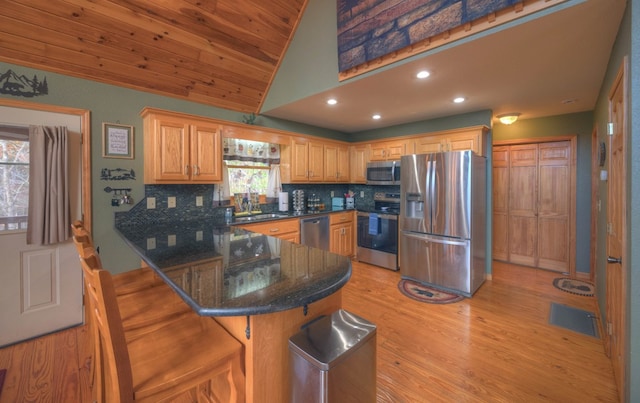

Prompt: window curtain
xmin=214 ymin=163 xmax=231 ymax=204
xmin=27 ymin=125 xmax=71 ymax=245
xmin=266 ymin=165 xmax=281 ymax=199
xmin=223 ymin=138 xmax=280 ymax=164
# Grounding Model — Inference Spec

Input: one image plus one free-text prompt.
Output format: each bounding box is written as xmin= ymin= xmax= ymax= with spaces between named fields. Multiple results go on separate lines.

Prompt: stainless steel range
xmin=356 ymin=192 xmax=400 ymax=271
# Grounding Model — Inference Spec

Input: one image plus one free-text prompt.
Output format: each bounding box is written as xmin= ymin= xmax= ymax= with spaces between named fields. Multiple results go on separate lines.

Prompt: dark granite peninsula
xmin=115 ymin=218 xmax=351 ymax=403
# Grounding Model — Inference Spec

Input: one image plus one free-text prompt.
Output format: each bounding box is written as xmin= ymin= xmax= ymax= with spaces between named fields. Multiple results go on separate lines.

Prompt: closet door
xmin=508 ymin=144 xmax=538 ymax=267
xmin=537 ymin=142 xmax=571 ymax=271
xmin=492 ymin=146 xmax=509 ymax=261
xmin=492 ymin=141 xmax=571 ymax=273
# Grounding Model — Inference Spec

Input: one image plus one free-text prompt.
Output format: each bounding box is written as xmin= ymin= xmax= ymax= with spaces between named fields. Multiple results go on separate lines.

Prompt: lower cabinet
xmin=329 ymin=211 xmax=354 ymax=257
xmin=235 ymin=218 xmax=300 ymax=243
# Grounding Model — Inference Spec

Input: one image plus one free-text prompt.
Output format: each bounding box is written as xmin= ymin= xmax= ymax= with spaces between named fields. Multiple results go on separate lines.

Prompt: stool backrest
xmin=79 ymin=251 xmax=135 ymax=403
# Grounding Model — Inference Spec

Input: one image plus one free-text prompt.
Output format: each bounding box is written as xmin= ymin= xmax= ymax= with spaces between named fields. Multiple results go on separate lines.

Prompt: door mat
xmin=549 ymin=302 xmax=599 ymax=338
xmin=398 ymin=279 xmax=464 ymax=304
xmin=553 ymin=278 xmax=595 ymax=296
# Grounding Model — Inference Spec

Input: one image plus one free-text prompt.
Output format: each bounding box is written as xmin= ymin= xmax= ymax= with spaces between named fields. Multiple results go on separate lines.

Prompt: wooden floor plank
xmin=0 ymin=260 xmax=619 ymax=402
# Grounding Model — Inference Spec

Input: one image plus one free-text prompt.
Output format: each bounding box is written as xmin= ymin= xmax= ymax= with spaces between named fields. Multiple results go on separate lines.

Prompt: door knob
xmin=607 ymin=256 xmax=622 ymax=264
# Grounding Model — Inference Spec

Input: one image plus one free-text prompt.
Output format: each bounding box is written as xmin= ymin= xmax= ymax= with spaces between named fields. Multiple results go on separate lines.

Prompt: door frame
xmin=0 ymin=98 xmax=92 ymax=231
xmin=493 ymin=135 xmax=577 ymax=277
xmin=590 ymin=126 xmax=599 ymax=283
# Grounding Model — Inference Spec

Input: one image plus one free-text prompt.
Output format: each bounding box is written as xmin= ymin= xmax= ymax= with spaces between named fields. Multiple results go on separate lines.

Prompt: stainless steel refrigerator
xmin=399 ymin=151 xmax=486 ymax=297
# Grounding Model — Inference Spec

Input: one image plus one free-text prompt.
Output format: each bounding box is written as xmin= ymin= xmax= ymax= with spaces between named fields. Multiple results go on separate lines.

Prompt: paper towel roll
xmin=278 ymin=192 xmax=289 ymax=212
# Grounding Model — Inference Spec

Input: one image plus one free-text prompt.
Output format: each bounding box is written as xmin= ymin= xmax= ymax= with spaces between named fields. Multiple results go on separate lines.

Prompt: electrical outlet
xmin=196 ymin=230 xmax=203 ymax=241
xmin=168 ymin=196 xmax=176 ymax=208
xmin=167 ymin=234 xmax=176 ymax=247
xmin=146 ymin=237 xmax=156 ymax=250
xmin=331 ymin=191 xmax=334 ymax=197
xmin=196 ymin=195 xmax=203 ymax=207
xmin=147 ymin=197 xmax=156 ymax=209
xmin=360 ymin=191 xmax=365 ymax=198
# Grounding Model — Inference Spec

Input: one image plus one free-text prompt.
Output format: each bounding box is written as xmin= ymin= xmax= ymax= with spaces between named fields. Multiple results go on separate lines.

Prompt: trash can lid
xmin=289 ymin=309 xmax=377 ymax=370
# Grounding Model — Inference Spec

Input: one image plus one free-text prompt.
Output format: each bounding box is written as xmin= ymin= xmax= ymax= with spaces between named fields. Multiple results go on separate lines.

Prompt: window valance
xmin=223 ymin=138 xmax=280 ymax=164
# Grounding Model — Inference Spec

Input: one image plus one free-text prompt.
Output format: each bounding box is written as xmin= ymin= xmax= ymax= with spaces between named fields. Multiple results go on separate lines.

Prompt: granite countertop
xmin=116 ymin=220 xmax=352 ymax=317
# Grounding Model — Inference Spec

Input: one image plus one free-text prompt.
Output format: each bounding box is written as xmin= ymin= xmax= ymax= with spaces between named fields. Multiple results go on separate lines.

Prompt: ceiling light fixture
xmin=497 ymin=113 xmax=521 ymax=125
xmin=372 ymin=114 xmax=381 ymax=120
xmin=327 ymin=98 xmax=337 ymax=105
xmin=416 ymin=70 xmax=430 ymax=79
xmin=453 ymin=97 xmax=465 ymax=103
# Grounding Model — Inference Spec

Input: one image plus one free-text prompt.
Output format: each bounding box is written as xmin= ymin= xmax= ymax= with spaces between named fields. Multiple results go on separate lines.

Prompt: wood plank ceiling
xmin=0 ymin=0 xmax=307 ymax=113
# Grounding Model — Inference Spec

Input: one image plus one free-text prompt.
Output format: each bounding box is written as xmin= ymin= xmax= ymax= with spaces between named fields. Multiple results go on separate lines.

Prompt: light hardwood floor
xmin=0 ymin=261 xmax=618 ymax=402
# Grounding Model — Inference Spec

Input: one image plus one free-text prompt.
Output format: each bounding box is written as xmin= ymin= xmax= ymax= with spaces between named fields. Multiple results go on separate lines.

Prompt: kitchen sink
xmin=233 ymin=213 xmax=290 ymax=222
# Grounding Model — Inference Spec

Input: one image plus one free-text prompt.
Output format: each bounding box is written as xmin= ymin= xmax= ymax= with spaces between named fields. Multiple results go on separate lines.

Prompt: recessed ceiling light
xmin=327 ymin=98 xmax=337 ymax=105
xmin=416 ymin=70 xmax=430 ymax=79
xmin=372 ymin=114 xmax=381 ymax=120
xmin=453 ymin=97 xmax=466 ymax=103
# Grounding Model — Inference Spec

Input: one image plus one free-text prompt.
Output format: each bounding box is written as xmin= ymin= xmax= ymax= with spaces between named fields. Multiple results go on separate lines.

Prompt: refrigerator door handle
xmin=402 ymin=231 xmax=468 ymax=247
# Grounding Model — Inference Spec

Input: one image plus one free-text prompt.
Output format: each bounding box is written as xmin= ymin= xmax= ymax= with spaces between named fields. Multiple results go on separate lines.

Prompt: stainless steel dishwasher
xmin=300 ymin=215 xmax=329 ymax=251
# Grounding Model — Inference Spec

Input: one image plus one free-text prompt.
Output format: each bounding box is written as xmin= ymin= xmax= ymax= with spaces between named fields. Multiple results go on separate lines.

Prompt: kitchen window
xmin=223 ymin=138 xmax=281 ymax=197
xmin=0 ymin=132 xmax=29 ymax=232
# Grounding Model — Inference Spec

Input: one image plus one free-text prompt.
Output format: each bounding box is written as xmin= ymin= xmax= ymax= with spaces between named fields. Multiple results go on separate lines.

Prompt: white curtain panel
xmin=266 ymin=164 xmax=281 ymax=199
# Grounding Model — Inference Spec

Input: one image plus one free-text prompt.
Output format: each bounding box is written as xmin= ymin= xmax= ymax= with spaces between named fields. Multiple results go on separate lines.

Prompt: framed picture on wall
xmin=102 ymin=122 xmax=134 ymax=159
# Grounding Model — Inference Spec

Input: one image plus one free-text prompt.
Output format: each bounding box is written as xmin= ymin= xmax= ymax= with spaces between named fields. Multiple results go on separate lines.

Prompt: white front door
xmin=0 ymin=105 xmax=84 ymax=347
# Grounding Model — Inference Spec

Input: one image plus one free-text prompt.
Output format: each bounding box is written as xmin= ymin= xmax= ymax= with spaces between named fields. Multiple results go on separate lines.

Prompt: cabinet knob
xmin=193 ymin=165 xmax=200 ymax=176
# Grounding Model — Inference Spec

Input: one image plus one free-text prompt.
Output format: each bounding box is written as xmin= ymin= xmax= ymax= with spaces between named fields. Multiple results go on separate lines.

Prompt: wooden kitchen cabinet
xmin=414 ymin=126 xmax=489 ymax=156
xmin=236 ymin=217 xmax=300 ymax=243
xmin=349 ymin=144 xmax=369 ymax=183
xmin=288 ymin=137 xmax=324 ymax=182
xmin=329 ymin=211 xmax=354 ymax=257
xmin=142 ymin=108 xmax=222 ymax=184
xmin=369 ymin=139 xmax=408 ymax=161
xmin=164 ymin=258 xmax=224 ymax=306
xmin=324 ymin=143 xmax=350 ymax=182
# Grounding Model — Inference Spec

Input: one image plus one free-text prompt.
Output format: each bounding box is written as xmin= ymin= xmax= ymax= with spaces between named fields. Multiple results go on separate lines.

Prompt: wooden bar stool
xmin=80 ymin=250 xmax=245 ymax=402
xmin=71 ymin=220 xmax=161 ymax=296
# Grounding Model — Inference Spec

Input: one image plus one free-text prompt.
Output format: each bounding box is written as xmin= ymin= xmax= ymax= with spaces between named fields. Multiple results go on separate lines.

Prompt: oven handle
xmin=357 ymin=211 xmax=398 ymax=221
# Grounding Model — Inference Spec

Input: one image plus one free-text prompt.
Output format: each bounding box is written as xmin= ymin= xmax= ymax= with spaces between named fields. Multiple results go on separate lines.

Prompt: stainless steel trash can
xmin=289 ymin=309 xmax=377 ymax=403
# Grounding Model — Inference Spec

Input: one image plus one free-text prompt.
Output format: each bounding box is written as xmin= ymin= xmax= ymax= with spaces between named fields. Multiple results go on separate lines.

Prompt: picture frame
xmin=102 ymin=122 xmax=134 ymax=159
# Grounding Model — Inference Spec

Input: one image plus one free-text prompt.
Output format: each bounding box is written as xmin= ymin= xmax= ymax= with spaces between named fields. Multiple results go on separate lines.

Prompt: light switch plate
xmin=168 ymin=196 xmax=176 ymax=208
xmin=168 ymin=234 xmax=176 ymax=247
xmin=196 ymin=230 xmax=203 ymax=241
xmin=196 ymin=196 xmax=203 ymax=207
xmin=147 ymin=197 xmax=156 ymax=209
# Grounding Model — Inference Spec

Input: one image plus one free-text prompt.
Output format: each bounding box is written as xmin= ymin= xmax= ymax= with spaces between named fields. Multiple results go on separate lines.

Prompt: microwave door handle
xmin=391 ymin=161 xmax=396 ymax=183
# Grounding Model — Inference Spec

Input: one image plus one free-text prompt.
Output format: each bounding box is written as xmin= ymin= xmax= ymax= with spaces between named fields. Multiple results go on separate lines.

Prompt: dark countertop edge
xmin=230 ymin=208 xmax=356 ymax=226
xmin=114 ymin=225 xmax=352 ymax=317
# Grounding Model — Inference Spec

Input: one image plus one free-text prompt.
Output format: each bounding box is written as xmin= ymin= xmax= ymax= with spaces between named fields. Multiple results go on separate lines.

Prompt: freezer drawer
xmin=399 ymin=231 xmax=484 ymax=296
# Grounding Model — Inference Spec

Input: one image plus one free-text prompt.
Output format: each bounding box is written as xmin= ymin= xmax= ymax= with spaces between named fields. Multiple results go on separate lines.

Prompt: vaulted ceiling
xmin=0 ymin=0 xmax=307 ymax=113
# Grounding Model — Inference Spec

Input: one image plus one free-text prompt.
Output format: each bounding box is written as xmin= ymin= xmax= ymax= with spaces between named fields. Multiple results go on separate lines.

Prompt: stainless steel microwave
xmin=366 ymin=160 xmax=401 ymax=185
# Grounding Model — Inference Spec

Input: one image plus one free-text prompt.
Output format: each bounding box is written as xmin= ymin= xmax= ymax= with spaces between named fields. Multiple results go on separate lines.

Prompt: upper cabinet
xmin=349 ymin=144 xmax=369 ymax=183
xmin=282 ymin=137 xmax=350 ymax=183
xmin=413 ymin=126 xmax=489 ymax=156
xmin=142 ymin=108 xmax=222 ymax=184
xmin=369 ymin=139 xmax=409 ymax=161
xmin=325 ymin=143 xmax=350 ymax=182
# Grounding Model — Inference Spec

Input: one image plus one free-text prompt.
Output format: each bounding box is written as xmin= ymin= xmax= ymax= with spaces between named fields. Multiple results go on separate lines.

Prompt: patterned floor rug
xmin=553 ymin=278 xmax=595 ymax=296
xmin=398 ymin=279 xmax=464 ymax=304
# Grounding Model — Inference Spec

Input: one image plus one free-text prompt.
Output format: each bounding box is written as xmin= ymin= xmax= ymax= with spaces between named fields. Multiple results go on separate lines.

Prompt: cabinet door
xmin=350 ymin=144 xmax=368 ymax=183
xmin=369 ymin=143 xmax=388 ymax=161
xmin=386 ymin=140 xmax=407 ymax=160
xmin=330 ymin=222 xmax=353 ymax=256
xmin=289 ymin=138 xmax=309 ymax=182
xmin=508 ymin=144 xmax=538 ymax=267
xmin=154 ymin=118 xmax=191 ymax=181
xmin=447 ymin=132 xmax=481 ymax=154
xmin=190 ymin=123 xmax=222 ymax=182
xmin=308 ymin=141 xmax=324 ymax=182
xmin=414 ymin=135 xmax=444 ymax=154
xmin=325 ymin=144 xmax=349 ymax=182
xmin=492 ymin=146 xmax=509 ymax=261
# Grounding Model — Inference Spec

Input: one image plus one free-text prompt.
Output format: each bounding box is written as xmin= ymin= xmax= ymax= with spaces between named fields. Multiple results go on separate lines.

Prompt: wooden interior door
xmin=537 ymin=142 xmax=571 ymax=271
xmin=507 ymin=144 xmax=538 ymax=267
xmin=605 ymin=60 xmax=627 ymax=402
xmin=492 ymin=146 xmax=509 ymax=261
xmin=492 ymin=140 xmax=573 ymax=273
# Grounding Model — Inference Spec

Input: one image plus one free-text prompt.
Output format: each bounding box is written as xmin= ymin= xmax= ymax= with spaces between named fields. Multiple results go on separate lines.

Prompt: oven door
xmin=357 ymin=212 xmax=398 ymax=270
